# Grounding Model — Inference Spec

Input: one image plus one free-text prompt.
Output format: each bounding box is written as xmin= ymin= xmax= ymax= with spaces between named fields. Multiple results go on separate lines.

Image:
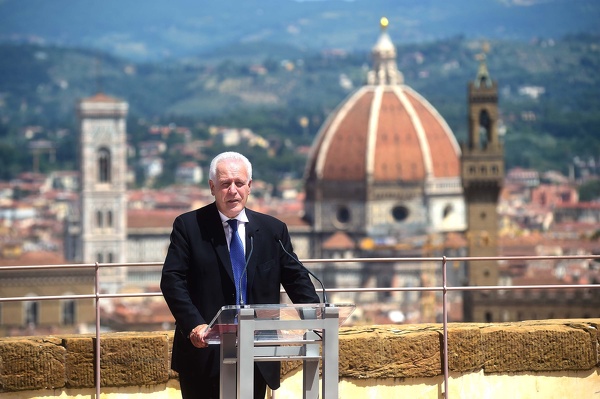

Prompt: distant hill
xmin=0 ymin=0 xmax=598 ymax=62
xmin=0 ymin=32 xmax=598 ymax=184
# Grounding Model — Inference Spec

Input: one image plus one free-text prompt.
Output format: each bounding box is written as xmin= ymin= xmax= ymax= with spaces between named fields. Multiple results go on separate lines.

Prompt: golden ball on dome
xmin=380 ymin=17 xmax=389 ymax=29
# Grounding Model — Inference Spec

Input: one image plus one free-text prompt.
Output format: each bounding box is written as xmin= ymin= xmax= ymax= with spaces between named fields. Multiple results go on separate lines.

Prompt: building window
xmin=108 ymin=252 xmax=114 ymax=263
xmin=97 ymin=148 xmax=111 ymax=183
xmin=442 ymin=204 xmax=454 ymax=220
xmin=97 ymin=252 xmax=104 ymax=263
xmin=96 ymin=210 xmax=103 ymax=228
xmin=479 ymin=109 xmax=491 ymax=149
xmin=516 ymin=312 xmax=522 ymax=321
xmin=485 ymin=311 xmax=493 ymax=323
xmin=336 ymin=206 xmax=351 ymax=224
xmin=107 ymin=210 xmax=113 ymax=227
xmin=62 ymin=299 xmax=76 ymax=326
xmin=392 ymin=205 xmax=409 ymax=221
xmin=24 ymin=300 xmax=39 ymax=326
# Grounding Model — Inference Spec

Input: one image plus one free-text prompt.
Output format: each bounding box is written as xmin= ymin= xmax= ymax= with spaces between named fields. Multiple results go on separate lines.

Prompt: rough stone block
xmin=0 ymin=337 xmax=65 ymax=392
xmin=339 ymin=325 xmax=441 ymax=379
xmin=482 ymin=324 xmax=597 ymax=373
xmin=63 ymin=335 xmax=95 ymax=388
xmin=99 ymin=332 xmax=170 ymax=387
xmin=447 ymin=325 xmax=483 ymax=372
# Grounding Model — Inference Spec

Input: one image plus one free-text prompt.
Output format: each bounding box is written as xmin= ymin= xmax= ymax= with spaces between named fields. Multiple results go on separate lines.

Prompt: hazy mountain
xmin=0 ymin=0 xmax=598 ymax=61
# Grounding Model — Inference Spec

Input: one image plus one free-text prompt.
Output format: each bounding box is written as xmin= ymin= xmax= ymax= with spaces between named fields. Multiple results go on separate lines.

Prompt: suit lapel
xmin=199 ymin=203 xmax=235 ymax=284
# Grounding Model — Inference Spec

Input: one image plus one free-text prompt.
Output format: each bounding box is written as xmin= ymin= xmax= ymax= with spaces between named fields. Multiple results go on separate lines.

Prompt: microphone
xmin=239 ymin=233 xmax=254 ymax=307
xmin=275 ymin=235 xmax=328 ymax=304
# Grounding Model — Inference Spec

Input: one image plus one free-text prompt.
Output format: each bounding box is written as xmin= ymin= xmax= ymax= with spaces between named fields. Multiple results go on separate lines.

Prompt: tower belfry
xmin=461 ymin=43 xmax=505 ymax=322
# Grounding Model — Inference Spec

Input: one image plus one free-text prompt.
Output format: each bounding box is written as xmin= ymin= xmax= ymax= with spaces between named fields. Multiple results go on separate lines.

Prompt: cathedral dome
xmin=304 ymin=19 xmax=465 ymax=244
xmin=305 ymin=23 xmax=461 ymax=184
xmin=304 ymin=84 xmax=461 ymax=183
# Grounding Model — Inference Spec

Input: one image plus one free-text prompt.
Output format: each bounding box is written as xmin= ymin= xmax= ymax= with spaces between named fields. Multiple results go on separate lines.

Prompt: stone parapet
xmin=0 ymin=332 xmax=171 ymax=392
xmin=336 ymin=319 xmax=599 ymax=380
xmin=0 ymin=319 xmax=598 ymax=395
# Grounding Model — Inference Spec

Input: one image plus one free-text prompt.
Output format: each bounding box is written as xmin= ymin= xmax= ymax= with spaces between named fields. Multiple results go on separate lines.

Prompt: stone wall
xmin=0 ymin=319 xmax=598 ymax=398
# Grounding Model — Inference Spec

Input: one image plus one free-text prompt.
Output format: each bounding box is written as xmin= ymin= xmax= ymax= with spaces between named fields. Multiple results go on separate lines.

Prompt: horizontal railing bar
xmin=2 ymin=254 xmax=599 ymax=272
xmin=1 ymin=294 xmax=98 ymax=302
xmin=0 ymin=292 xmax=163 ymax=303
xmin=0 ymin=263 xmax=97 ymax=271
xmin=2 ymin=284 xmax=597 ymax=304
xmin=302 ymin=255 xmax=600 ymax=263
xmin=0 ymin=261 xmax=163 ymax=271
xmin=324 ymin=284 xmax=600 ymax=293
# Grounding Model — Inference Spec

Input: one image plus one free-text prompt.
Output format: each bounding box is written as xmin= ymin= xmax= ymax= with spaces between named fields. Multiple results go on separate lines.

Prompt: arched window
xmin=62 ymin=298 xmax=76 ymax=326
xmin=107 ymin=252 xmax=114 ymax=263
xmin=97 ymin=252 xmax=104 ymax=263
xmin=24 ymin=299 xmax=39 ymax=326
xmin=479 ymin=109 xmax=491 ymax=149
xmin=97 ymin=148 xmax=111 ymax=183
xmin=336 ymin=206 xmax=351 ymax=224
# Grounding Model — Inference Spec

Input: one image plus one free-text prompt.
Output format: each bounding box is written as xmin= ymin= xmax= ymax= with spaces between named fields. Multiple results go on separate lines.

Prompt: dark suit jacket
xmin=160 ymin=202 xmax=320 ymax=389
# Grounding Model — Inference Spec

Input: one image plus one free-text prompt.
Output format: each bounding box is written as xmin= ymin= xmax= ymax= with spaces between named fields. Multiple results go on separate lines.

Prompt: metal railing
xmin=1 ymin=254 xmax=600 ymax=399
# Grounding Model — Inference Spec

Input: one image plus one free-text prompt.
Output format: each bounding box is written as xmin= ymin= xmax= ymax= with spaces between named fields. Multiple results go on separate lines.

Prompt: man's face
xmin=209 ymin=159 xmax=252 ymax=218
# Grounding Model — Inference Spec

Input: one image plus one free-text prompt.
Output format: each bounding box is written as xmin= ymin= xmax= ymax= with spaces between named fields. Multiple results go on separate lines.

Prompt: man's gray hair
xmin=209 ymin=152 xmax=253 ymax=182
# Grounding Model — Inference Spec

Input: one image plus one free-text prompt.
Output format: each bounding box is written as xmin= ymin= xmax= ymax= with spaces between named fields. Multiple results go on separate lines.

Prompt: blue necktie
xmin=227 ymin=219 xmax=247 ymax=305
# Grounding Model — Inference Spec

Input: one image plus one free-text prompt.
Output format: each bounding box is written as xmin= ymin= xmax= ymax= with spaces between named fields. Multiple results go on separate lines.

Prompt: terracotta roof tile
xmin=322 ymin=231 xmax=356 ymax=250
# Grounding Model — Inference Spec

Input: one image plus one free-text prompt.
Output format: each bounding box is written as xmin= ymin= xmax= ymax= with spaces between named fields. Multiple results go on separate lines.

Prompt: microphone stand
xmin=276 ymin=238 xmax=329 ymax=305
xmin=239 ymin=235 xmax=254 ymax=307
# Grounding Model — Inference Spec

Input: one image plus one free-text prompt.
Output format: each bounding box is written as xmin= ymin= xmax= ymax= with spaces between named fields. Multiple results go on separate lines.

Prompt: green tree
xmin=578 ymin=179 xmax=600 ymax=202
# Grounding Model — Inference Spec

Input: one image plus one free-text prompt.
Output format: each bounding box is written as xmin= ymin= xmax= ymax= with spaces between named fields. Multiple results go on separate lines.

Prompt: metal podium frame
xmin=205 ymin=303 xmax=355 ymax=399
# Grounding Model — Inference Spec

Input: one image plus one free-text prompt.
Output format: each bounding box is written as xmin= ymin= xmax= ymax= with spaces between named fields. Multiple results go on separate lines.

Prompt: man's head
xmin=209 ymin=152 xmax=253 ymax=218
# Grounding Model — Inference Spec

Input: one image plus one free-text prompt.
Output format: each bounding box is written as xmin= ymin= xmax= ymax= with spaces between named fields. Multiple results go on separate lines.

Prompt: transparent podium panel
xmin=209 ymin=303 xmax=355 ymax=399
xmin=204 ymin=303 xmax=355 ymax=344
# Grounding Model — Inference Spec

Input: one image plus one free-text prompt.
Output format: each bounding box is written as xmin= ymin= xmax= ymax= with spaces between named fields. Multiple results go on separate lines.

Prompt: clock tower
xmin=76 ymin=93 xmax=128 ymax=292
xmin=461 ymin=46 xmax=505 ymax=322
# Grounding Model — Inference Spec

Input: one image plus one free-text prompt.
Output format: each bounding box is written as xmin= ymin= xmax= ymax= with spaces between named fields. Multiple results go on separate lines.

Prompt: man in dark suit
xmin=161 ymin=151 xmax=320 ymax=399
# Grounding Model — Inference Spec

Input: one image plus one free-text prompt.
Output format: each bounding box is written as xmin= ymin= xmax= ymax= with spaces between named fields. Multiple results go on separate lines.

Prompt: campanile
xmin=461 ymin=46 xmax=505 ymax=322
xmin=76 ymin=93 xmax=128 ymax=292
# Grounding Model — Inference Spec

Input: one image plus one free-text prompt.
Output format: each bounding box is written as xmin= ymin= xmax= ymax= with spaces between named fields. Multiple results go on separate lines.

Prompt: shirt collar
xmin=218 ymin=208 xmax=249 ymax=225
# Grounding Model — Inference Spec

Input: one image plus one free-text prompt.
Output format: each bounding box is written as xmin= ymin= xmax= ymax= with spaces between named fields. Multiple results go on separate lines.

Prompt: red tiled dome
xmin=306 ymin=85 xmax=460 ymax=183
xmin=305 ymin=22 xmax=461 ymax=184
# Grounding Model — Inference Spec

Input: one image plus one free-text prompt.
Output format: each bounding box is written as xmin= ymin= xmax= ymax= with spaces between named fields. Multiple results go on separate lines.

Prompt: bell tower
xmin=461 ymin=44 xmax=504 ymax=322
xmin=77 ymin=93 xmax=128 ymax=292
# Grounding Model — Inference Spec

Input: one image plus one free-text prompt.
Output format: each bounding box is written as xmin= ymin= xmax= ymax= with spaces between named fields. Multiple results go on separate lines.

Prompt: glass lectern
xmin=205 ymin=303 xmax=355 ymax=399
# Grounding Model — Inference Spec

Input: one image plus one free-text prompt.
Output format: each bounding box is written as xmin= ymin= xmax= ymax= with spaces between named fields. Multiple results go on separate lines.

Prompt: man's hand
xmin=189 ymin=324 xmax=209 ymax=348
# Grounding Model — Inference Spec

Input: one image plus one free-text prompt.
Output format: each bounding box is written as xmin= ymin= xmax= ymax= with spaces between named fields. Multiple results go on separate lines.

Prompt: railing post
xmin=95 ymin=262 xmax=101 ymax=399
xmin=442 ymin=256 xmax=449 ymax=399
